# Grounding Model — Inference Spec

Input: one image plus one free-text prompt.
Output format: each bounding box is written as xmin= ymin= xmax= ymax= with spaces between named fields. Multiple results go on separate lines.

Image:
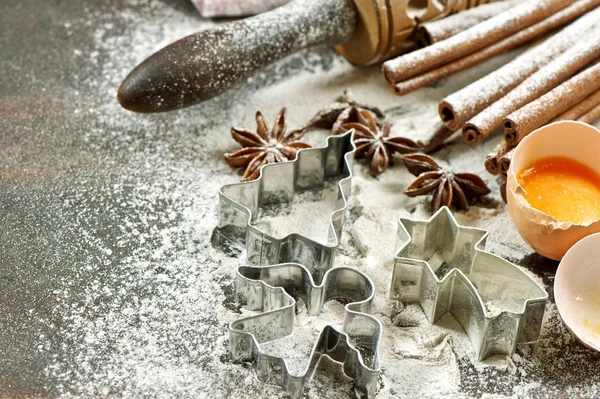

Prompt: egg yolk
xmin=583 ymin=319 xmax=600 ymax=336
xmin=517 ymin=156 xmax=600 ymax=225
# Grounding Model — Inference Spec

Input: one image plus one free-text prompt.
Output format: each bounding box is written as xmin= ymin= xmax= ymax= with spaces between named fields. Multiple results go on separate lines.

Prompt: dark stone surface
xmin=2 ymin=0 xmax=599 ymax=398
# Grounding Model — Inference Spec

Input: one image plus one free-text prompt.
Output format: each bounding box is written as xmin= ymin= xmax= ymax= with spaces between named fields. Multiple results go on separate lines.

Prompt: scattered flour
xmin=259 ymin=300 xmax=346 ymax=375
xmin=253 ymin=179 xmax=342 ymax=245
xmin=7 ymin=0 xmax=598 ymax=398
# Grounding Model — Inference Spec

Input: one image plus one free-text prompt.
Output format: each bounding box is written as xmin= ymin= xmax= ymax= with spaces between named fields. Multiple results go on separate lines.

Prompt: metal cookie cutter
xmin=229 ymin=263 xmax=382 ymax=399
xmin=390 ymin=207 xmax=548 ymax=361
xmin=216 ymin=131 xmax=355 ymax=284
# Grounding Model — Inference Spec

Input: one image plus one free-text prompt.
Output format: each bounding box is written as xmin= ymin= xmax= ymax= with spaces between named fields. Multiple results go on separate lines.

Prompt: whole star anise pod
xmin=403 ymin=154 xmax=490 ymax=213
xmin=305 ymin=89 xmax=385 ymax=135
xmin=342 ymin=110 xmax=421 ymax=175
xmin=224 ymin=108 xmax=310 ymax=181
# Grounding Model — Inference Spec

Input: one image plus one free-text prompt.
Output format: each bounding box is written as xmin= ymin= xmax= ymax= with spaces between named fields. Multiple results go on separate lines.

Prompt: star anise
xmin=403 ymin=154 xmax=490 ymax=213
xmin=342 ymin=110 xmax=421 ymax=175
xmin=305 ymin=89 xmax=385 ymax=135
xmin=224 ymin=108 xmax=310 ymax=181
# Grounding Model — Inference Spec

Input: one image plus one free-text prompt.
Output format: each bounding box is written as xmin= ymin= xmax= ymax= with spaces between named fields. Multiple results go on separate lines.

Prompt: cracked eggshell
xmin=506 ymin=121 xmax=600 ymax=261
xmin=554 ymin=233 xmax=600 ymax=352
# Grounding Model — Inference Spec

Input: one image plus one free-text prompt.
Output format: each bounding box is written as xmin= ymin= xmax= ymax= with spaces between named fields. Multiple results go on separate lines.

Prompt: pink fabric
xmin=192 ymin=0 xmax=290 ymax=17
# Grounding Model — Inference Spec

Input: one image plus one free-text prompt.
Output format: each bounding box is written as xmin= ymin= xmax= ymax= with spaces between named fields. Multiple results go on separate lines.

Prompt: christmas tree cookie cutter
xmin=216 ymin=130 xmax=355 ymax=285
xmin=390 ymin=207 xmax=548 ymax=361
xmin=229 ymin=263 xmax=382 ymax=399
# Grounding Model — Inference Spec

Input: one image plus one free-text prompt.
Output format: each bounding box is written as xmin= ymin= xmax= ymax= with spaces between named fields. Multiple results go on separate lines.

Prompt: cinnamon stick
xmin=413 ymin=0 xmax=519 ymax=47
xmin=418 ymin=122 xmax=456 ymax=154
xmin=462 ymin=29 xmax=600 ymax=143
xmin=553 ymin=89 xmax=600 ymax=121
xmin=485 ymin=140 xmax=513 ymax=175
xmin=382 ymin=0 xmax=577 ymax=87
xmin=504 ymin=63 xmax=600 ymax=145
xmin=500 ymin=147 xmax=516 ymax=176
xmin=438 ymin=4 xmax=600 ymax=131
xmin=393 ymin=0 xmax=597 ymax=98
xmin=578 ymin=103 xmax=600 ymax=124
xmin=500 ymin=177 xmax=508 ymax=204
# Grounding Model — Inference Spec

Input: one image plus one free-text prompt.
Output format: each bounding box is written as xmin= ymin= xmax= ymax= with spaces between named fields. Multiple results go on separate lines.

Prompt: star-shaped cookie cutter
xmin=229 ymin=263 xmax=382 ymax=399
xmin=390 ymin=207 xmax=548 ymax=361
xmin=216 ymin=131 xmax=355 ymax=284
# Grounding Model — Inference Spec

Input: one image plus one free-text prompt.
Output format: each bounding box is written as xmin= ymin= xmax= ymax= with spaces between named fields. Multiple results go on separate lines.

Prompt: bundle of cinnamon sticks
xmin=382 ymin=0 xmax=600 ymax=172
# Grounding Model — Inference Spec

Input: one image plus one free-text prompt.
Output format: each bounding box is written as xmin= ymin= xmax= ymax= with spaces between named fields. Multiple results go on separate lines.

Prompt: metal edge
xmin=390 ymin=206 xmax=549 ymax=360
xmin=228 ymin=263 xmax=382 ymax=398
xmin=216 ymin=131 xmax=356 ymax=279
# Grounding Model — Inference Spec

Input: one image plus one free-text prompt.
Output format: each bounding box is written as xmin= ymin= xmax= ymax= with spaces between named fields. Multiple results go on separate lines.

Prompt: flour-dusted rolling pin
xmin=117 ymin=0 xmax=484 ymax=113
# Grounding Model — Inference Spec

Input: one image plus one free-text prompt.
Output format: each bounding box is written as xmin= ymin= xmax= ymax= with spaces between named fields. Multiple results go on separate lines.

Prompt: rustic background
xmin=1 ymin=0 xmax=599 ymax=397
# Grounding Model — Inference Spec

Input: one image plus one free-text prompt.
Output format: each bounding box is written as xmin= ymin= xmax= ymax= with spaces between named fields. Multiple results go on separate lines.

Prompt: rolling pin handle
xmin=117 ymin=0 xmax=357 ymax=113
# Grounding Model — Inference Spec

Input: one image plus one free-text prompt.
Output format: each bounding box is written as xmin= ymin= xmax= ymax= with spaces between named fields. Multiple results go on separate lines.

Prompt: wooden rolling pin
xmin=117 ymin=0 xmax=487 ymax=113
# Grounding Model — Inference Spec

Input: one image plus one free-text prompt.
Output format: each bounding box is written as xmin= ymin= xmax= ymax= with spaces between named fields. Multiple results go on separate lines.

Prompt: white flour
xmin=38 ymin=1 xmax=600 ymax=398
xmin=253 ymin=179 xmax=342 ymax=245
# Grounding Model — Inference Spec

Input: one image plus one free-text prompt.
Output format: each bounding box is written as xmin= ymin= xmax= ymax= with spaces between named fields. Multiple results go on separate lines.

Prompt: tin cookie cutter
xmin=229 ymin=263 xmax=382 ymax=399
xmin=390 ymin=207 xmax=548 ymax=361
xmin=217 ymin=131 xmax=382 ymax=396
xmin=216 ymin=131 xmax=355 ymax=284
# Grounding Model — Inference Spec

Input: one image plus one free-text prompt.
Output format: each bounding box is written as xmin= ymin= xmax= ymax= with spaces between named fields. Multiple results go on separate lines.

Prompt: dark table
xmin=1 ymin=1 xmax=599 ymax=397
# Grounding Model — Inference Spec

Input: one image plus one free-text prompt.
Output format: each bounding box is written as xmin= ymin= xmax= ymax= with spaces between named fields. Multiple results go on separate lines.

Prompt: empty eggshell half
xmin=554 ymin=232 xmax=600 ymax=352
xmin=507 ymin=121 xmax=600 ymax=261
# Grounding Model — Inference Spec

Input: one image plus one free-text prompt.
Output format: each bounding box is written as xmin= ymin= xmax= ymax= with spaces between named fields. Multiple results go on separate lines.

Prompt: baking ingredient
xmin=304 ymin=89 xmax=384 ymax=135
xmin=553 ymin=89 xmax=600 ymax=122
xmin=403 ymin=154 xmax=490 ymax=213
xmin=224 ymin=108 xmax=311 ymax=181
xmin=417 ymin=122 xmax=456 ymax=154
xmin=583 ymin=320 xmax=600 ymax=335
xmin=517 ymin=157 xmax=600 ymax=225
xmin=438 ymin=5 xmax=600 ymax=131
xmin=485 ymin=140 xmax=513 ymax=176
xmin=253 ymin=179 xmax=341 ymax=245
xmin=500 ymin=147 xmax=516 ymax=176
xmin=578 ymin=103 xmax=600 ymax=125
xmin=392 ymin=0 xmax=600 ymax=98
xmin=342 ymin=110 xmax=420 ymax=175
xmin=383 ymin=0 xmax=578 ymax=86
xmin=463 ymin=27 xmax=600 ymax=143
xmin=413 ymin=0 xmax=519 ymax=47
xmin=504 ymin=63 xmax=600 ymax=145
xmin=507 ymin=121 xmax=600 ymax=260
